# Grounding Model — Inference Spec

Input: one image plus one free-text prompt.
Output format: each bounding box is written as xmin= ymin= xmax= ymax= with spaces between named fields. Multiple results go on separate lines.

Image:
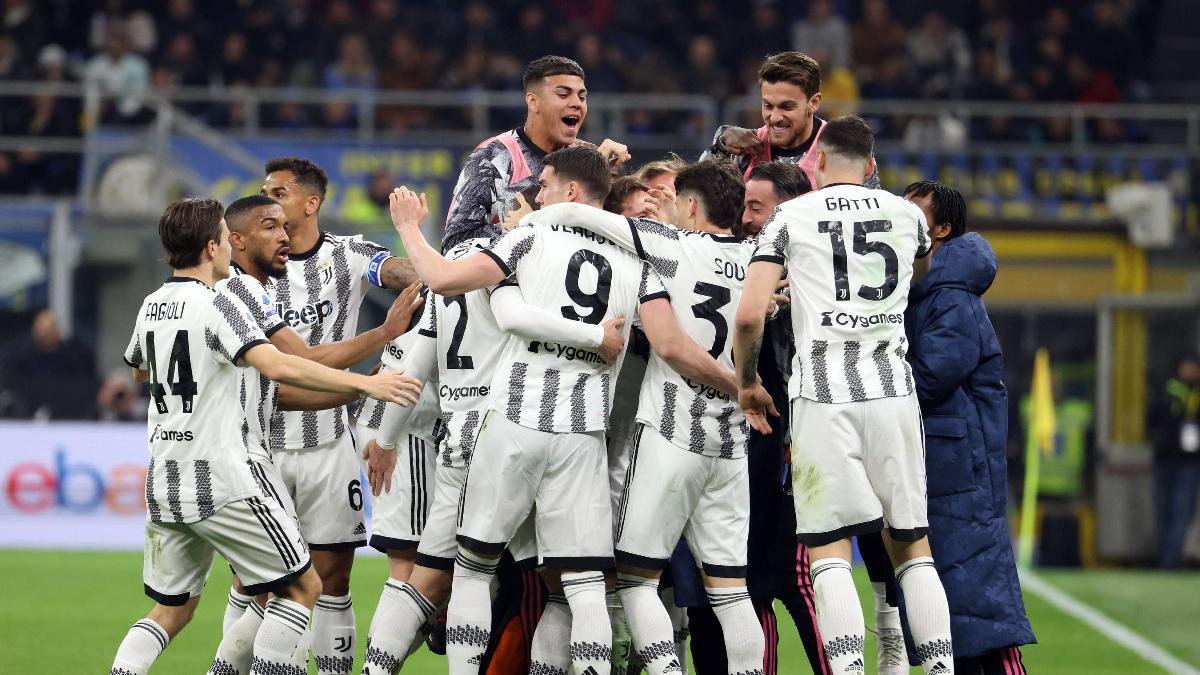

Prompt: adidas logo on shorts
xmin=353 ymin=522 xmax=367 ymax=535
xmin=845 ymin=657 xmax=865 ymax=673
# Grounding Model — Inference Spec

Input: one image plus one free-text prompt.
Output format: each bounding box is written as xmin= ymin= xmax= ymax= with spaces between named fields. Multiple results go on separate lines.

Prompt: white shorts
xmin=143 ymin=497 xmax=310 ymax=605
xmin=458 ymin=412 xmax=614 ymax=569
xmin=412 ymin=462 xmax=467 ymax=569
xmin=274 ymin=433 xmax=367 ymax=549
xmin=247 ymin=459 xmax=299 ymax=520
xmin=607 ymin=354 xmax=648 ymax=513
xmin=354 ymin=426 xmax=437 ymax=553
xmin=614 ymin=424 xmax=749 ymax=578
xmin=789 ymin=394 xmax=928 ymax=546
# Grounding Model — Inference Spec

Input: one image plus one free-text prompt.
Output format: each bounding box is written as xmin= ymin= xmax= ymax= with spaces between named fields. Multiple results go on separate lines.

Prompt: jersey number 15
xmin=818 ymin=219 xmax=899 ymax=302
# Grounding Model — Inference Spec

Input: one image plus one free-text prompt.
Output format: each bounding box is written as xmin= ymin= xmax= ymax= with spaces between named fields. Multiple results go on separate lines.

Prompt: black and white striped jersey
xmin=525 ymin=203 xmax=752 ymax=458
xmin=216 ymin=265 xmax=287 ymax=463
xmin=270 ymin=231 xmax=394 ymax=451
xmin=123 ymin=277 xmax=268 ymax=523
xmin=482 ymin=214 xmax=666 ymax=434
xmin=752 ymin=183 xmax=930 ymax=404
xmin=355 ymin=320 xmax=442 ymax=445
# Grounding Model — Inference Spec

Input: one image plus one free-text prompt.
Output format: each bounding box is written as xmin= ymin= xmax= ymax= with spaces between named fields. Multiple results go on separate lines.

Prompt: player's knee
xmin=277 ymin=566 xmax=323 ymax=607
xmin=147 ymin=598 xmax=200 ymax=637
xmin=616 ymin=563 xmax=663 ymax=581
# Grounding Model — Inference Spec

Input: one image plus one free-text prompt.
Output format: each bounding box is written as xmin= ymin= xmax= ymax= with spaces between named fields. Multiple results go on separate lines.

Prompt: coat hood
xmin=911 ymin=232 xmax=997 ymax=301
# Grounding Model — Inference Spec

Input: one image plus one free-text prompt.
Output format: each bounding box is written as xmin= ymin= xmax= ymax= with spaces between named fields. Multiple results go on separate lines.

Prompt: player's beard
xmin=253 ymin=250 xmax=287 ymax=279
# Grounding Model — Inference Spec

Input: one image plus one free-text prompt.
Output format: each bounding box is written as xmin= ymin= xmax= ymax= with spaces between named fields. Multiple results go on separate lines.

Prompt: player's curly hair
xmin=674 ymin=159 xmax=745 ymax=232
xmin=159 ymin=197 xmax=225 ymax=269
xmin=758 ymin=51 xmax=821 ymax=98
xmin=264 ymin=156 xmax=329 ymax=201
xmin=903 ymin=180 xmax=967 ymax=239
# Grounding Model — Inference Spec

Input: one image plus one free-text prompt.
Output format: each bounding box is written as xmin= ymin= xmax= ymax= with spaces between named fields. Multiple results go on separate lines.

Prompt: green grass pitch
xmin=1 ymin=549 xmax=1196 ymax=673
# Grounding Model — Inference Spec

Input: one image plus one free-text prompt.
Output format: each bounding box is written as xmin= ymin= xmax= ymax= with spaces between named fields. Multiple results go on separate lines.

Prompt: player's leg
xmin=448 ymin=413 xmax=542 ymax=674
xmin=362 ymin=461 xmax=462 ymax=674
xmin=857 ymin=532 xmax=905 ymax=675
xmin=539 ymin=427 xmax=619 ymax=675
xmin=688 ymin=453 xmax=763 ymax=675
xmin=771 ymin=488 xmax=831 ymax=674
xmin=112 ymin=521 xmax=212 ymax=675
xmin=613 ymin=425 xmax=698 ymax=675
xmin=278 ymin=434 xmax=369 ymax=675
xmin=791 ymin=398 xmax=884 ymax=674
xmin=867 ymin=395 xmax=953 ymax=675
xmin=224 ymin=575 xmax=255 ymax=634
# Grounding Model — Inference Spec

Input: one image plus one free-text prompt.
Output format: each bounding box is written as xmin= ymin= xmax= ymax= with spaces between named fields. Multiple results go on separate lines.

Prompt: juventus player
xmin=261 ymin=157 xmax=419 ymax=674
xmin=357 ymin=238 xmax=625 ymax=674
xmin=442 ymin=55 xmax=630 ymax=252
xmin=733 ymin=116 xmax=955 ymax=675
xmin=390 ymin=147 xmax=741 ymax=675
xmin=111 ymin=198 xmax=417 ymax=675
xmin=539 ymin=159 xmax=775 ymax=675
xmin=206 ymin=195 xmax=423 ymax=675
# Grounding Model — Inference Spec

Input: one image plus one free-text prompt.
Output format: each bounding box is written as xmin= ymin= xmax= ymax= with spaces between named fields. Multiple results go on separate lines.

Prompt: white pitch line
xmin=1021 ymin=570 xmax=1200 ymax=675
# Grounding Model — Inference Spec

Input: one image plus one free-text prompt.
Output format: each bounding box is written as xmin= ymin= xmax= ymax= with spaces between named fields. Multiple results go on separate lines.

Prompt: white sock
xmin=707 ymin=586 xmax=765 ymax=675
xmin=446 ymin=550 xmax=498 ymax=675
xmin=530 ymin=593 xmax=573 ymax=674
xmin=224 ymin=588 xmax=255 ymax=634
xmin=250 ymin=597 xmax=311 ymax=675
xmin=608 ymin=589 xmax=633 ymax=675
xmin=111 ymin=618 xmax=169 ymax=675
xmin=616 ymin=574 xmax=680 ymax=675
xmin=209 ymin=601 xmax=264 ymax=674
xmin=896 ymin=557 xmax=954 ymax=674
xmin=871 ymin=581 xmax=901 ymax=632
xmin=810 ymin=558 xmax=865 ymax=674
xmin=561 ymin=571 xmax=612 ymax=675
xmin=363 ymin=580 xmax=435 ymax=674
xmin=660 ymin=586 xmax=688 ymax=671
xmin=311 ymin=594 xmax=355 ymax=674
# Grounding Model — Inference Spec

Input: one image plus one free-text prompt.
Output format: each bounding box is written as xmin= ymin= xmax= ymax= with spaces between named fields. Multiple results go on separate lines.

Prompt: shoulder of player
xmin=446 ymin=237 xmax=492 ymax=261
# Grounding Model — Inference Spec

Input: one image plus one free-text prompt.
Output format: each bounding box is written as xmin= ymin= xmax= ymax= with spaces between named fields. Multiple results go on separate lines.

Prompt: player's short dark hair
xmin=264 ymin=156 xmax=328 ymax=201
xmin=604 ymin=176 xmax=650 ymax=214
xmin=817 ymin=115 xmax=874 ymax=162
xmin=758 ymin=51 xmax=822 ymax=98
xmin=522 ymin=55 xmax=585 ymax=91
xmin=674 ymin=159 xmax=745 ymax=231
xmin=543 ymin=146 xmax=611 ymax=202
xmin=159 ymin=197 xmax=225 ymax=269
xmin=747 ymin=161 xmax=812 ymax=201
xmin=224 ymin=195 xmax=281 ymax=233
xmin=904 ymin=180 xmax=967 ymax=239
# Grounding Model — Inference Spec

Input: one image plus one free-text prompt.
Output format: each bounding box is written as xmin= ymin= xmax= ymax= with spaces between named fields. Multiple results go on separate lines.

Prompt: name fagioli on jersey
xmin=752 ymin=183 xmax=931 ymax=404
xmin=144 ymin=301 xmax=187 ymax=321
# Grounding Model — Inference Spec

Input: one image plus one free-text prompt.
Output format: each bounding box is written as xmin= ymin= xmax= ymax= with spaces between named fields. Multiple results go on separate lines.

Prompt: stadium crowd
xmin=0 ymin=0 xmax=1165 ymax=195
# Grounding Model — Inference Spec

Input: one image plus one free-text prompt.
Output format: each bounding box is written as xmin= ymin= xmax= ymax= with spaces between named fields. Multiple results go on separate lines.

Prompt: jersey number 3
xmin=818 ymin=219 xmax=898 ymax=302
xmin=146 ymin=330 xmax=197 ymax=414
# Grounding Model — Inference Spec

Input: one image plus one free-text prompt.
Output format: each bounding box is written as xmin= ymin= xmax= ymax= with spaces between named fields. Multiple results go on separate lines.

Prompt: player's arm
xmin=640 ymin=297 xmax=736 ymax=396
xmin=389 ymin=187 xmax=507 ymax=295
xmin=123 ymin=324 xmax=149 ymax=383
xmin=378 ymin=257 xmax=419 ymax=290
xmin=701 ymin=124 xmax=764 ymax=160
xmin=734 ymin=259 xmax=785 ymax=421
xmin=271 ymin=282 xmax=423 ymax=369
xmin=276 ymin=387 xmax=360 ymax=411
xmin=242 ymin=343 xmax=420 ymax=405
xmin=366 ymin=325 xmax=439 ymax=496
xmin=132 ymin=368 xmax=149 ymax=383
xmin=444 ymin=150 xmax=503 ymax=247
xmin=532 ymin=202 xmax=677 ymax=262
xmin=489 ymin=283 xmax=624 ymax=362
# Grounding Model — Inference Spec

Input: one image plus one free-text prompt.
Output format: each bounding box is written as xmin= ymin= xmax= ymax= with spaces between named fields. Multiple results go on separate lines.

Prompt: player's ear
xmin=865 ymin=156 xmax=876 ymax=181
xmin=228 ymin=230 xmax=244 ymax=250
xmin=525 ymin=89 xmax=538 ymax=114
xmin=808 ymin=91 xmax=822 ymax=114
xmin=929 ymin=222 xmax=952 ymax=242
xmin=305 ymin=194 xmax=320 ymax=217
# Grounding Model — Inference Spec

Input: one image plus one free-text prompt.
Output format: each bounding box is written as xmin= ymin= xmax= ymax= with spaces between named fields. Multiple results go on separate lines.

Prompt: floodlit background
xmin=0 ymin=1 xmax=1198 ymax=672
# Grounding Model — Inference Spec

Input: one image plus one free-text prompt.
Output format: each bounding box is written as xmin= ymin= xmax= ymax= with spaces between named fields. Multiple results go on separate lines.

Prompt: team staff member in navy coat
xmin=902 ymin=181 xmax=1036 ymax=675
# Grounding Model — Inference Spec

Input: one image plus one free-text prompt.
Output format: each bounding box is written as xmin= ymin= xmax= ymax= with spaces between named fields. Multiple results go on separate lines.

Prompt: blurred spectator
xmin=343 ymin=170 xmax=394 ymax=225
xmin=377 ymin=32 xmax=435 ymax=132
xmin=1 ymin=308 xmax=97 ymax=420
xmin=324 ymin=33 xmax=378 ymax=92
xmin=158 ymin=0 xmax=209 ymax=56
xmin=791 ymin=0 xmax=850 ymax=70
xmin=215 ymin=32 xmax=254 ymax=87
xmin=159 ymin=33 xmax=206 ymax=88
xmin=96 ymin=369 xmax=146 ymax=422
xmin=907 ymin=9 xmax=972 ymax=99
xmin=851 ymin=0 xmax=907 ymax=98
xmin=1148 ymin=355 xmax=1200 ymax=568
xmin=3 ymin=0 xmax=45 ymax=67
xmin=512 ymin=5 xmax=560 ymax=64
xmin=1082 ymin=0 xmax=1142 ymax=89
xmin=575 ymin=33 xmax=627 ymax=93
xmin=680 ymin=35 xmax=730 ymax=100
xmin=83 ymin=22 xmax=152 ymax=124
xmin=1068 ymin=53 xmax=1121 ymax=104
xmin=738 ymin=2 xmax=790 ymax=57
xmin=12 ymin=45 xmax=82 ymax=193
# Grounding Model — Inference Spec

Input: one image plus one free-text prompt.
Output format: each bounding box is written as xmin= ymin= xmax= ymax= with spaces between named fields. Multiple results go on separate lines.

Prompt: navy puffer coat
xmin=904 ymin=232 xmax=1036 ymax=657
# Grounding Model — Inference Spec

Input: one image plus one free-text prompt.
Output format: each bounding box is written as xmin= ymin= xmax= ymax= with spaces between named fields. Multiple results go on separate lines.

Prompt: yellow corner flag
xmin=1018 ymin=348 xmax=1057 ymax=568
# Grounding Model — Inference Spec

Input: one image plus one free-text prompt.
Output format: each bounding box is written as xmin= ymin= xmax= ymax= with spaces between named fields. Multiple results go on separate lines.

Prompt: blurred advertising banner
xmin=0 ymin=421 xmax=148 ymax=550
xmin=0 ymin=204 xmax=52 ymax=311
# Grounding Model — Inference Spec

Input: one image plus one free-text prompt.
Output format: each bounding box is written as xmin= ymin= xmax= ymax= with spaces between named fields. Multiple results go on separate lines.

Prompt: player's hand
xmin=598 ymin=317 xmax=626 ymax=364
xmin=645 ymin=185 xmax=679 ymax=225
xmin=719 ymin=127 xmax=766 ymax=157
xmin=363 ymin=369 xmax=422 ymax=407
xmin=596 ymin=138 xmax=632 ymax=171
xmin=503 ymin=194 xmax=534 ymax=233
xmin=362 ymin=439 xmax=397 ymax=496
xmin=739 ymin=383 xmax=779 ymax=435
xmin=383 ymin=282 xmax=423 ymax=339
xmin=389 ymin=187 xmax=428 ymax=234
xmin=766 ymin=279 xmax=790 ymax=319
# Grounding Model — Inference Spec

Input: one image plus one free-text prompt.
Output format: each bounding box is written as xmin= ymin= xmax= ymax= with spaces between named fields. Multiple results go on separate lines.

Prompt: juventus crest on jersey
xmin=752 ymin=183 xmax=931 ymax=404
xmin=271 ymin=231 xmax=393 ymax=450
xmin=482 ymin=216 xmax=665 ymax=433
xmin=124 ymin=277 xmax=268 ymax=523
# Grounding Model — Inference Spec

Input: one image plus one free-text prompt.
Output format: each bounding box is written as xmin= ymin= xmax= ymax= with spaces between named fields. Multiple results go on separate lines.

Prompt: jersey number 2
xmin=818 ymin=219 xmax=899 ymax=302
xmin=146 ymin=330 xmax=197 ymax=414
xmin=442 ymin=295 xmax=474 ymax=369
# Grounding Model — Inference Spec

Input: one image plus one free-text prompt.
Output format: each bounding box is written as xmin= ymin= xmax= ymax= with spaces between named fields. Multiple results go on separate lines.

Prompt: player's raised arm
xmin=389 ymin=186 xmax=507 ymax=295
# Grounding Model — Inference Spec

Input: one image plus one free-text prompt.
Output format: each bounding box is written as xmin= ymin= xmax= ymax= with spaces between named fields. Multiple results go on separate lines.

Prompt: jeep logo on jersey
xmin=820 ymin=310 xmax=904 ymax=329
xmin=280 ymin=300 xmax=334 ymax=327
xmin=150 ymin=424 xmax=194 ymax=442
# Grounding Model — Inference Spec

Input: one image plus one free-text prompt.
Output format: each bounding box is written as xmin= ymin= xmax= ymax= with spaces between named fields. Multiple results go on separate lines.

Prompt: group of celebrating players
xmin=110 ymin=51 xmax=1033 ymax=675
